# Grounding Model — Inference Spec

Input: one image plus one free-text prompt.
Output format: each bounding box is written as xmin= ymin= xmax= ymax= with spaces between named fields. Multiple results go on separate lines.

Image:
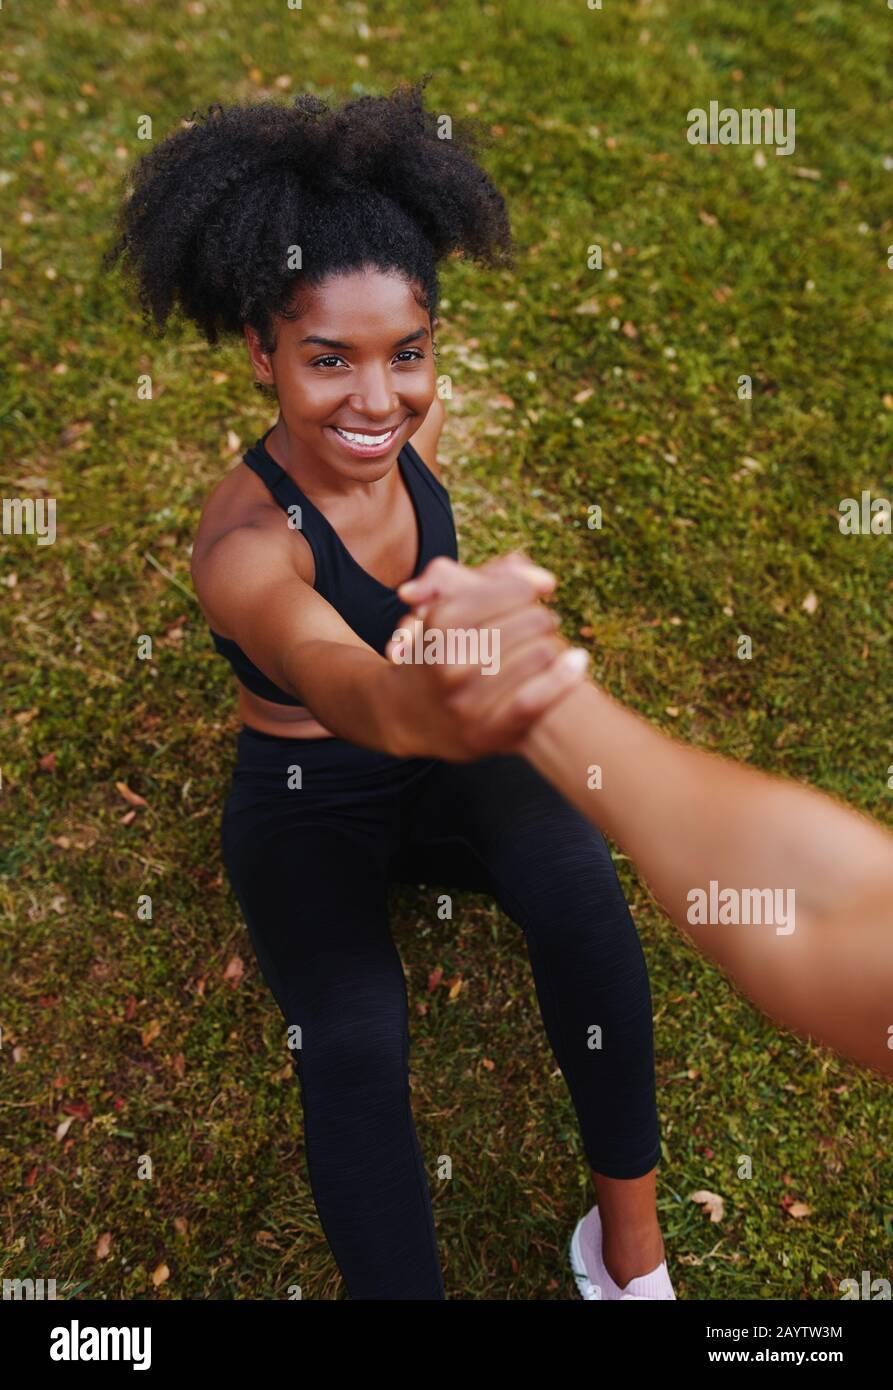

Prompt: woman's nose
xmin=349 ymin=366 xmax=399 ymax=417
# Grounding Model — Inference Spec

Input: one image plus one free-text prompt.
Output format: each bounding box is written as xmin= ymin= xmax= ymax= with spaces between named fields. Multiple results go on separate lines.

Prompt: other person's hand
xmin=385 ymin=553 xmax=588 ymax=761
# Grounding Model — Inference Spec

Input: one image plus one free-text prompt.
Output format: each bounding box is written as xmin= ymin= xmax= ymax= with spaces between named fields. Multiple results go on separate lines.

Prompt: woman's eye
xmin=310 ymin=349 xmax=423 ymax=369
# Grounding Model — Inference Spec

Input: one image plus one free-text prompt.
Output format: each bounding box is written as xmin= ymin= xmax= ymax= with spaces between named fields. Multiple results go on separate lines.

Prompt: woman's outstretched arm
xmin=396 ymin=555 xmax=893 ymax=1080
xmin=192 ymin=523 xmax=581 ymax=761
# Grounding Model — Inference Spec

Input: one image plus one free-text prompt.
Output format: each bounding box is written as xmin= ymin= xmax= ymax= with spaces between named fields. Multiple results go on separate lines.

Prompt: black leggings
xmin=220 ymin=724 xmax=660 ymax=1299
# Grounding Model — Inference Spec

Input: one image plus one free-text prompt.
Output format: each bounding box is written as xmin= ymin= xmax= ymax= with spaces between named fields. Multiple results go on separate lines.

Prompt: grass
xmin=1 ymin=0 xmax=891 ymax=1300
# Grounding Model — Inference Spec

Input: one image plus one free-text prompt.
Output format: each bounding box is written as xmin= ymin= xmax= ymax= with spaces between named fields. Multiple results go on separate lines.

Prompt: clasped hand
xmin=384 ymin=552 xmax=589 ymax=761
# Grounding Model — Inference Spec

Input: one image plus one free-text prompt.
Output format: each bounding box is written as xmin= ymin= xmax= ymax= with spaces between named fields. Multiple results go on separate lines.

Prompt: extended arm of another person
xmin=525 ymin=680 xmax=893 ymax=1079
xmin=397 ymin=555 xmax=893 ymax=1079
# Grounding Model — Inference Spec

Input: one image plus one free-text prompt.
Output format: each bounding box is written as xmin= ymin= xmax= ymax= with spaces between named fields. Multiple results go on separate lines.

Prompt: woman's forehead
xmin=284 ymin=269 xmax=429 ymax=337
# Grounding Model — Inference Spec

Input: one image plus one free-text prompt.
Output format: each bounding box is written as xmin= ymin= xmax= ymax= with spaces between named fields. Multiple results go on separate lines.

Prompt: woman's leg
xmin=394 ymin=754 xmax=663 ymax=1286
xmin=220 ymin=739 xmax=444 ymax=1300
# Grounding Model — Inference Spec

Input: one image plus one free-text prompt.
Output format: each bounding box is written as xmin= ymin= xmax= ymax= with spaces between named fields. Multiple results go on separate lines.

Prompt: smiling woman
xmin=201 ymin=266 xmax=458 ymax=737
xmin=101 ymin=76 xmax=672 ymax=1303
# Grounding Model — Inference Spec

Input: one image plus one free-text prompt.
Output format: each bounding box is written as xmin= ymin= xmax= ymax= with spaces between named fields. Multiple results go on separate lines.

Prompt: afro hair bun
xmin=103 ymin=73 xmax=513 ymax=351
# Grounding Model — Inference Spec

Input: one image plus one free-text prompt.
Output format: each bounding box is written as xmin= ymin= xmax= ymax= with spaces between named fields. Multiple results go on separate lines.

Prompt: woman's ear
xmin=244 ymin=322 xmax=275 ymax=388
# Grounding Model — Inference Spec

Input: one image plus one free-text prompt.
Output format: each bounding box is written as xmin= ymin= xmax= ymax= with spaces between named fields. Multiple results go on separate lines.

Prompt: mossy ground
xmin=1 ymin=0 xmax=890 ymax=1300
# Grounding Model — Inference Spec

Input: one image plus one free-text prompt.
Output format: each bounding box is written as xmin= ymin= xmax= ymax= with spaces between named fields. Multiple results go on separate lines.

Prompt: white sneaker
xmin=569 ymin=1205 xmax=676 ymax=1300
xmin=570 ymin=1214 xmax=605 ymax=1299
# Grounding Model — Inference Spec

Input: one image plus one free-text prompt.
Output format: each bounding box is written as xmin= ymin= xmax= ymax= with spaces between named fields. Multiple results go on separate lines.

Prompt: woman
xmin=104 ymin=79 xmax=672 ymax=1301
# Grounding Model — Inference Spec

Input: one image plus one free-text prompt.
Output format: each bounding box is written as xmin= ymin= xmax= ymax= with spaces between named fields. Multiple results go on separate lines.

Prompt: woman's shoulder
xmin=192 ymin=457 xmax=270 ymax=548
xmin=191 ymin=457 xmax=314 ymax=584
xmin=407 ymin=397 xmax=446 ymax=484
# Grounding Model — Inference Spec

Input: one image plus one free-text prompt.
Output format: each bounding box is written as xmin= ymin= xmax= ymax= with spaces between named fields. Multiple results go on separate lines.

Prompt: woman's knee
xmin=493 ymin=823 xmax=635 ymax=930
xmin=296 ymin=984 xmax=411 ymax=1105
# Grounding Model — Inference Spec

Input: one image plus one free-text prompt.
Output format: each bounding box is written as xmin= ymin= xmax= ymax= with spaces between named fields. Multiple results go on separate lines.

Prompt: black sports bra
xmin=208 ymin=425 xmax=459 ymax=705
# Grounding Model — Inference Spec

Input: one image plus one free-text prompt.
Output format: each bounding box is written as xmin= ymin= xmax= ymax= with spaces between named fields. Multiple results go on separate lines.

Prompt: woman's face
xmin=246 ymin=267 xmax=437 ymax=480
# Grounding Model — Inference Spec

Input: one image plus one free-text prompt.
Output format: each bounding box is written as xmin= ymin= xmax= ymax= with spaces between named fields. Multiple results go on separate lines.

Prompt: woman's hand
xmin=384 ymin=552 xmax=589 ymax=761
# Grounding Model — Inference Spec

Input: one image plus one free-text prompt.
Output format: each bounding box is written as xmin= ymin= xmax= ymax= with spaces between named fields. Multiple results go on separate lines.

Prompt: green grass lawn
xmin=1 ymin=0 xmax=891 ymax=1300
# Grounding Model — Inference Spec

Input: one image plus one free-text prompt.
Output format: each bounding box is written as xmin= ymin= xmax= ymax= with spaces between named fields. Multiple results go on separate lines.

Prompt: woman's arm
xmin=397 ymin=555 xmax=893 ymax=1078
xmin=192 ymin=525 xmax=581 ymax=760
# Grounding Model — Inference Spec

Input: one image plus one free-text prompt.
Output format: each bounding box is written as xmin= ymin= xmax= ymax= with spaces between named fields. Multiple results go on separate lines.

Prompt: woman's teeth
xmin=334 ymin=426 xmax=396 ymax=445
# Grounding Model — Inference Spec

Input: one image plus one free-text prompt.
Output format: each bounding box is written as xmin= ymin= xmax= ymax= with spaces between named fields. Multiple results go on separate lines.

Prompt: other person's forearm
xmin=522 ymin=681 xmax=893 ymax=924
xmin=520 ymin=681 xmax=893 ymax=1074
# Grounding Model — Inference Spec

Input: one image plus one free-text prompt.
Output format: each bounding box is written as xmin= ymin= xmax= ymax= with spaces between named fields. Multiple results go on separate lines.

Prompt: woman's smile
xmin=325 ymin=415 xmax=411 ymax=458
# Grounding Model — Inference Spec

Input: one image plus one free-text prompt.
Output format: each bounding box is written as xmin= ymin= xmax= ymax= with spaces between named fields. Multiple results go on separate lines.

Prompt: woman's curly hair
xmin=103 ymin=74 xmax=513 ymax=356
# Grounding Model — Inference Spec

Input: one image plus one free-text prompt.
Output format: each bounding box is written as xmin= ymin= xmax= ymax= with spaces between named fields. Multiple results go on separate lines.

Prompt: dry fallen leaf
xmin=96 ymin=1232 xmax=113 ymax=1260
xmin=55 ymin=1116 xmax=75 ymax=1142
xmin=116 ymin=782 xmax=148 ymax=808
xmin=151 ymin=1262 xmax=170 ymax=1287
xmin=223 ymin=955 xmax=244 ymax=986
xmin=59 ymin=420 xmax=93 ymax=447
xmin=690 ymin=1189 xmax=725 ymax=1222
xmin=141 ymin=1019 xmax=161 ymax=1047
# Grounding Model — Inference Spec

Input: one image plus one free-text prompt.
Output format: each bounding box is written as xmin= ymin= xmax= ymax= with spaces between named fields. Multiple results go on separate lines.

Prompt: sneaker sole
xmin=569 ymin=1216 xmax=602 ymax=1300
